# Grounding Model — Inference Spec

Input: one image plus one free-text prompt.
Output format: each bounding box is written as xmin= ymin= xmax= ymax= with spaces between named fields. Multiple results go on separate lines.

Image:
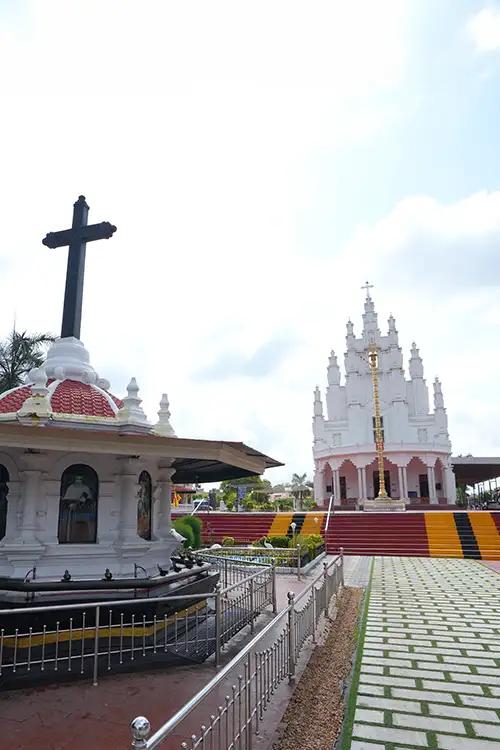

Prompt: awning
xmin=0 ymin=423 xmax=283 ymax=483
xmin=452 ymin=456 xmax=500 ymax=485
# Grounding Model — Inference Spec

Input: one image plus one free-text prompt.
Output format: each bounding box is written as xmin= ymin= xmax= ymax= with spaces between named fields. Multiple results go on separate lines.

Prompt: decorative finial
xmin=154 ymin=393 xmax=176 ymax=437
xmin=119 ymin=377 xmax=150 ymax=427
xmin=130 ymin=716 xmax=151 ymax=747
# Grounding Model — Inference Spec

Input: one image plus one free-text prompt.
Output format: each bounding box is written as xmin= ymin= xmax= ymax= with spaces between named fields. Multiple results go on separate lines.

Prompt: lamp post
xmin=290 ymin=521 xmax=297 ymax=546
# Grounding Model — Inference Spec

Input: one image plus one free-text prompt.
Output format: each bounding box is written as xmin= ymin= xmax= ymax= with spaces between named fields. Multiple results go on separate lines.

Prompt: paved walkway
xmin=350 ymin=557 xmax=500 ymax=750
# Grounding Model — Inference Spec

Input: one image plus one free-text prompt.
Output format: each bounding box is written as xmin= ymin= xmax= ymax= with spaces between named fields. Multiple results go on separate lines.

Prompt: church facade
xmin=312 ymin=290 xmax=456 ymax=508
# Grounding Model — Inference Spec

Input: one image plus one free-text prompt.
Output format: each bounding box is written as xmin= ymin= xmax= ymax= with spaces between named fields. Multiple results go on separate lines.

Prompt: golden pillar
xmin=368 ymin=344 xmax=388 ymax=499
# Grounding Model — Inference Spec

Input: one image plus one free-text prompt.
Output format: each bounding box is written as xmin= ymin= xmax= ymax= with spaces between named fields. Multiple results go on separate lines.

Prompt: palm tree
xmin=291 ymin=472 xmax=310 ymax=510
xmin=0 ymin=330 xmax=54 ymax=392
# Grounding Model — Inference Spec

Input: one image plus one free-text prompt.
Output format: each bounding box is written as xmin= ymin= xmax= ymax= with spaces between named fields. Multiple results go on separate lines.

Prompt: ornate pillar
xmin=2 ymin=479 xmax=21 ymax=543
xmin=117 ymin=457 xmax=141 ymax=544
xmin=154 ymin=465 xmax=175 ymax=541
xmin=18 ymin=470 xmax=43 ymax=544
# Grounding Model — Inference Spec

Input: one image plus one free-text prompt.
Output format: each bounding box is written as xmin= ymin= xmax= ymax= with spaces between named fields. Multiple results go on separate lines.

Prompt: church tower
xmin=312 ymin=285 xmax=456 ymax=509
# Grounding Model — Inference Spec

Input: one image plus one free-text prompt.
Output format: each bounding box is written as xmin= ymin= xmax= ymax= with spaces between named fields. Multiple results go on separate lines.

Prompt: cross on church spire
xmin=42 ymin=196 xmax=117 ymax=339
xmin=361 ymin=280 xmax=374 ymax=299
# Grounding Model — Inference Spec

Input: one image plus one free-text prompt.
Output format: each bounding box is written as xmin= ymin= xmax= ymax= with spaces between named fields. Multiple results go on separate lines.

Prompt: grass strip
xmin=339 ymin=557 xmax=374 ymax=750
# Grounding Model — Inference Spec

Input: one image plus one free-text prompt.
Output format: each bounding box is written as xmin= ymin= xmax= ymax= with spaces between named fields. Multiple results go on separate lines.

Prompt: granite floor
xmin=349 ymin=556 xmax=500 ymax=750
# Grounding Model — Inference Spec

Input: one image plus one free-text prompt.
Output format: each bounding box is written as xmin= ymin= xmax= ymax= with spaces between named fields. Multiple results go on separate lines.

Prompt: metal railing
xmin=0 ymin=558 xmax=275 ymax=687
xmin=129 ymin=552 xmax=344 ymax=750
xmin=199 ymin=546 xmax=305 ymax=579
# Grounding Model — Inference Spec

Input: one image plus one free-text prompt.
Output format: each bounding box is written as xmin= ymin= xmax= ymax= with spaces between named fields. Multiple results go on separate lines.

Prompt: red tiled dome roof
xmin=0 ymin=379 xmax=122 ymax=419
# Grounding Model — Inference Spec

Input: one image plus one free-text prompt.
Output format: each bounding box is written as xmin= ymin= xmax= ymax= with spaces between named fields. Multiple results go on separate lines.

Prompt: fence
xmin=0 ymin=558 xmax=275 ymax=687
xmin=129 ymin=552 xmax=344 ymax=750
xmin=199 ymin=546 xmax=304 ymax=579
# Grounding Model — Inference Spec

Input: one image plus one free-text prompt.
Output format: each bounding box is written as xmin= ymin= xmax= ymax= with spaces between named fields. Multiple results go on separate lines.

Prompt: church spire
xmin=327 ymin=350 xmax=340 ymax=386
xmin=433 ymin=377 xmax=444 ymax=409
xmin=361 ymin=282 xmax=380 ymax=341
xmin=409 ymin=342 xmax=424 ymax=379
xmin=313 ymin=386 xmax=324 ymax=416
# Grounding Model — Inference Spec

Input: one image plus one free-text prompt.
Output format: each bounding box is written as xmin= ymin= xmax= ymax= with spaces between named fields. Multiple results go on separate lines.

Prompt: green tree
xmin=220 ymin=475 xmax=271 ymax=510
xmin=290 ymin=472 xmax=312 ymax=510
xmin=0 ymin=330 xmax=54 ymax=392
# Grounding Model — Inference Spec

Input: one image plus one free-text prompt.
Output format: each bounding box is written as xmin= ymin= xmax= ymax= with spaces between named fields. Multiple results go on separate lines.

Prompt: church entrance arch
xmin=0 ymin=465 xmax=8 ymax=539
xmin=58 ymin=464 xmax=98 ymax=544
xmin=137 ymin=470 xmax=152 ymax=541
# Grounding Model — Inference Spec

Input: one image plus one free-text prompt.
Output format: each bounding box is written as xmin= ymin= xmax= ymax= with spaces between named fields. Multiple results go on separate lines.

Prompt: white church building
xmin=312 ymin=288 xmax=457 ymax=508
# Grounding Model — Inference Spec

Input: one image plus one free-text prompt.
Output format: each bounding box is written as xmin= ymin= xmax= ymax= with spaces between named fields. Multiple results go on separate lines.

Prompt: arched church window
xmin=0 ymin=465 xmax=9 ymax=540
xmin=137 ymin=470 xmax=152 ymax=541
xmin=58 ymin=464 xmax=98 ymax=544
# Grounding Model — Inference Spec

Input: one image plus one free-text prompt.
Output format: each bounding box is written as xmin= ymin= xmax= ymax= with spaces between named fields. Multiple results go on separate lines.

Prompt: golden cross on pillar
xmin=361 ymin=281 xmax=374 ymax=299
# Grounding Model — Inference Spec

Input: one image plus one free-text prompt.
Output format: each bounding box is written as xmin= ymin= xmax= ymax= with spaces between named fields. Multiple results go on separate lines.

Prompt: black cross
xmin=43 ymin=196 xmax=116 ymax=339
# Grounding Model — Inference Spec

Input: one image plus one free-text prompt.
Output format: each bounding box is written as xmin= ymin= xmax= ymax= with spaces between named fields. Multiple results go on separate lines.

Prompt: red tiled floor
xmin=2 ymin=573 xmax=309 ymax=750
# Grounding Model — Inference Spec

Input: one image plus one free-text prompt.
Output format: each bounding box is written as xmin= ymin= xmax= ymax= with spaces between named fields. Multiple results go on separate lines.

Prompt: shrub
xmin=182 ymin=515 xmax=202 ymax=548
xmin=173 ymin=519 xmax=195 ymax=548
xmin=295 ymin=533 xmax=324 ymax=558
xmin=222 ymin=536 xmax=235 ymax=546
xmin=268 ymin=535 xmax=290 ymax=548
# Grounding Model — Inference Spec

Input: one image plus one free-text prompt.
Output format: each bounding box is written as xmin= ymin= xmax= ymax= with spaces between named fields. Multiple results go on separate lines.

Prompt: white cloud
xmin=467 ymin=6 xmax=500 ymax=52
xmin=2 ymin=3 xmax=499 ymax=484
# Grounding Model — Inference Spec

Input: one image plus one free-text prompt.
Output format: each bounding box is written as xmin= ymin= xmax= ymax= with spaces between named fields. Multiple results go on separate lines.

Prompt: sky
xmin=1 ymin=1 xmax=500 ymax=484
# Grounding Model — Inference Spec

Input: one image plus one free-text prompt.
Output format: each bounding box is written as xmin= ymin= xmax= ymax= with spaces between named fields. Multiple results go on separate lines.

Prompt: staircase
xmin=173 ymin=510 xmax=500 ymax=560
xmin=173 ymin=512 xmax=275 ymax=544
xmin=325 ymin=511 xmax=500 ymax=560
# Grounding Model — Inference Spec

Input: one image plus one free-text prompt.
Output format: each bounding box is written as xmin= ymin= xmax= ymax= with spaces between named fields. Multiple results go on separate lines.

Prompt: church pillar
xmin=429 ymin=466 xmax=437 ymax=503
xmin=426 ymin=466 xmax=436 ymax=503
xmin=357 ymin=468 xmax=363 ymax=502
xmin=18 ymin=470 xmax=43 ymax=544
xmin=443 ymin=465 xmax=457 ymax=505
xmin=402 ymin=465 xmax=408 ymax=500
xmin=313 ymin=466 xmax=324 ymax=506
xmin=154 ymin=465 xmax=175 ymax=541
xmin=361 ymin=466 xmax=367 ymax=501
xmin=397 ymin=466 xmax=404 ymax=500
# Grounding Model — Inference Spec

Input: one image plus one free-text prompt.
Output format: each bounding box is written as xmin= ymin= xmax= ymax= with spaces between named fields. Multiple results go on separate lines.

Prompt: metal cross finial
xmin=43 ymin=196 xmax=117 ymax=339
xmin=361 ymin=281 xmax=374 ymax=299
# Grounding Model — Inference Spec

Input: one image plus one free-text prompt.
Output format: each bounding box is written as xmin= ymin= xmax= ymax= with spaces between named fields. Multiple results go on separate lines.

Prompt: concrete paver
xmin=349 ymin=557 xmax=500 ymax=750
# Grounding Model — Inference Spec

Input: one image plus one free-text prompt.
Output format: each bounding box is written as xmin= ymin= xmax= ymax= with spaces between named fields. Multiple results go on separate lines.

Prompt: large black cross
xmin=42 ymin=196 xmax=116 ymax=339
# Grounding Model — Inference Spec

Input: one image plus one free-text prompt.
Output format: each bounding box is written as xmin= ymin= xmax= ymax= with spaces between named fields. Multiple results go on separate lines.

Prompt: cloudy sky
xmin=1 ymin=1 xmax=500 ymax=483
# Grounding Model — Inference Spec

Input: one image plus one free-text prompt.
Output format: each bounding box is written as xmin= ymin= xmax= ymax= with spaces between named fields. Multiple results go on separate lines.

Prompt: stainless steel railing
xmin=129 ymin=553 xmax=344 ymax=750
xmin=199 ymin=546 xmax=305 ymax=579
xmin=0 ymin=557 xmax=275 ymax=687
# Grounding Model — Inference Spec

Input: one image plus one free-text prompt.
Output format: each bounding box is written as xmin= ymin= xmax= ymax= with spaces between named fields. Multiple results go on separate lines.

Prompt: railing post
xmin=312 ymin=588 xmax=317 ymax=644
xmin=215 ymin=583 xmax=222 ymax=668
xmin=224 ymin=557 xmax=228 ymax=588
xmin=271 ymin=561 xmax=277 ymax=614
xmin=92 ymin=605 xmax=100 ymax=686
xmin=249 ymin=577 xmax=255 ymax=634
xmin=131 ymin=716 xmax=151 ymax=749
xmin=339 ymin=546 xmax=345 ymax=587
xmin=296 ymin=545 xmax=301 ymax=580
xmin=323 ymin=561 xmax=328 ymax=617
xmin=287 ymin=592 xmax=296 ymax=683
